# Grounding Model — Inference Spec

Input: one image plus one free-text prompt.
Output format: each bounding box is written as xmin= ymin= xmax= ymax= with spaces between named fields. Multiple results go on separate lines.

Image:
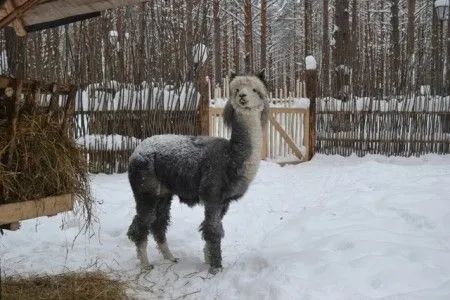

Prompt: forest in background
xmin=0 ymin=0 xmax=449 ymax=98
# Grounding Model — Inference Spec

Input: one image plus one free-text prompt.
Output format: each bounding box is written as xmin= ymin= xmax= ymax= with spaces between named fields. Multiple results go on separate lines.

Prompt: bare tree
xmin=390 ymin=0 xmax=400 ymax=94
xmin=304 ymin=0 xmax=312 ymax=56
xmin=260 ymin=0 xmax=268 ymax=71
xmin=333 ymin=0 xmax=350 ymax=98
xmin=213 ymin=0 xmax=221 ymax=84
xmin=244 ymin=0 xmax=253 ymax=72
xmin=321 ymin=0 xmax=330 ymax=96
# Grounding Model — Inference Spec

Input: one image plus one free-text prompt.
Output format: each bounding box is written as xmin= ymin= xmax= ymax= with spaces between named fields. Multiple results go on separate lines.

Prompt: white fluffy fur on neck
xmin=239 ymin=111 xmax=264 ymax=183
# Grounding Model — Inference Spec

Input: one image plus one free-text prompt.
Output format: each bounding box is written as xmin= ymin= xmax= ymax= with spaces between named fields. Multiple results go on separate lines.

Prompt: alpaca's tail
xmin=128 ymin=153 xmax=154 ymax=193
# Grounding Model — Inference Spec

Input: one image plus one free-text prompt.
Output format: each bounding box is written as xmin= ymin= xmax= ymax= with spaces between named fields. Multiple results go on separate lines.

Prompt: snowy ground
xmin=2 ymin=154 xmax=450 ymax=299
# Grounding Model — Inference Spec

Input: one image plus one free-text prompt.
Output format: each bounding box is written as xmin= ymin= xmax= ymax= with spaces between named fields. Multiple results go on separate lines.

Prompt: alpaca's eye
xmin=235 ymin=89 xmax=239 ymax=93
xmin=253 ymin=88 xmax=257 ymax=93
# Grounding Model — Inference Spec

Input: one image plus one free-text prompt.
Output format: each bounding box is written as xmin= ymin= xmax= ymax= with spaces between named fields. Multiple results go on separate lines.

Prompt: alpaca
xmin=126 ymin=70 xmax=269 ymax=274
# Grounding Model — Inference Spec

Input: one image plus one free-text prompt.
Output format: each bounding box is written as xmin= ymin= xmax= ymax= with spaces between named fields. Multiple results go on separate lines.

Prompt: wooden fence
xmin=316 ymin=96 xmax=450 ymax=156
xmin=74 ymin=81 xmax=200 ymax=174
xmin=74 ymin=77 xmax=310 ymax=173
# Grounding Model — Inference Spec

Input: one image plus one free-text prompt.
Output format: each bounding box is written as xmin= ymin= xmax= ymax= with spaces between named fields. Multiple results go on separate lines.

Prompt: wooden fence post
xmin=195 ymin=64 xmax=210 ymax=136
xmin=305 ymin=57 xmax=318 ymax=161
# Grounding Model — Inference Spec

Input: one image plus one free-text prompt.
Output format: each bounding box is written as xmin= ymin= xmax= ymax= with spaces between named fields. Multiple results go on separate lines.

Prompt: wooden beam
xmin=305 ymin=69 xmax=318 ymax=161
xmin=268 ymin=113 xmax=304 ymax=160
xmin=25 ymin=11 xmax=101 ymax=32
xmin=2 ymin=0 xmax=26 ymax=36
xmin=0 ymin=194 xmax=74 ymax=225
xmin=0 ymin=0 xmax=40 ymax=32
xmin=196 ymin=65 xmax=210 ymax=136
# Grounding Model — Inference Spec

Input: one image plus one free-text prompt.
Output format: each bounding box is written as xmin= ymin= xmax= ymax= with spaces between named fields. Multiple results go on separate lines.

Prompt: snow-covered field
xmin=1 ymin=154 xmax=450 ymax=299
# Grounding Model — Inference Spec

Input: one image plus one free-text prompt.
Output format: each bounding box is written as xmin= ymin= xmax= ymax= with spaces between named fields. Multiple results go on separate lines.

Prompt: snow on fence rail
xmin=316 ymin=96 xmax=450 ymax=156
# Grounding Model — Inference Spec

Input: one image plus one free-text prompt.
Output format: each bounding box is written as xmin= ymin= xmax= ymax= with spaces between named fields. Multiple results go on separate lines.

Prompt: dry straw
xmin=1 ymin=271 xmax=127 ymax=300
xmin=0 ymin=113 xmax=93 ymax=228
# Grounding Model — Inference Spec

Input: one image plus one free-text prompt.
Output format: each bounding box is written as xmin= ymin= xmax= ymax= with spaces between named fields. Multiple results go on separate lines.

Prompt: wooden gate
xmin=209 ymin=106 xmax=309 ymax=164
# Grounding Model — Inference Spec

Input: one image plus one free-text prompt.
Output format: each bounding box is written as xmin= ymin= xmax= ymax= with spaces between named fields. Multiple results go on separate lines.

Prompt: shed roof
xmin=0 ymin=0 xmax=148 ymax=36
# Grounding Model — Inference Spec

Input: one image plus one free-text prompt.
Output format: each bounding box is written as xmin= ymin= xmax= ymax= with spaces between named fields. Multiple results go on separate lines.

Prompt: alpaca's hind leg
xmin=150 ymin=195 xmax=178 ymax=262
xmin=127 ymin=194 xmax=157 ymax=270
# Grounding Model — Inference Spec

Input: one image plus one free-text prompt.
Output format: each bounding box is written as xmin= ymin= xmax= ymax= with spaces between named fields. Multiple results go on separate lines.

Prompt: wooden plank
xmin=0 ymin=0 xmax=39 ymax=32
xmin=316 ymin=111 xmax=450 ymax=116
xmin=268 ymin=113 xmax=304 ymax=160
xmin=0 ymin=194 xmax=74 ymax=225
xmin=303 ymin=110 xmax=310 ymax=160
xmin=271 ymin=107 xmax=309 ymax=114
xmin=316 ymin=137 xmax=449 ymax=143
xmin=261 ymin=122 xmax=268 ymax=159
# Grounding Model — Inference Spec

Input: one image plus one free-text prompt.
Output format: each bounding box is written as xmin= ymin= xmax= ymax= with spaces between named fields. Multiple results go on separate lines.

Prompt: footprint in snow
xmin=335 ymin=240 xmax=355 ymax=251
xmin=389 ymin=207 xmax=436 ymax=230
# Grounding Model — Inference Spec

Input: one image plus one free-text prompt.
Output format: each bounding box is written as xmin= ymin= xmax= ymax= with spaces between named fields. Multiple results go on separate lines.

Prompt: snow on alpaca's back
xmin=130 ymin=134 xmax=219 ymax=164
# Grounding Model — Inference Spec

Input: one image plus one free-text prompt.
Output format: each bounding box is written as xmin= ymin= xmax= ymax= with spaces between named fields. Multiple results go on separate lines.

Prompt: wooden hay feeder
xmin=0 ymin=76 xmax=83 ymax=231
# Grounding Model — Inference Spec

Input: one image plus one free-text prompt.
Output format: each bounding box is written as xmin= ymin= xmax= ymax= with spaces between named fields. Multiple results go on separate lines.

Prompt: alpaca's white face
xmin=229 ymin=75 xmax=268 ymax=114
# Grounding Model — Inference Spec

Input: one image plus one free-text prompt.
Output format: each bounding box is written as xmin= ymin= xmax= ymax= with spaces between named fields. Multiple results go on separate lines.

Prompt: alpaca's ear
xmin=223 ymin=101 xmax=235 ymax=128
xmin=257 ymin=69 xmax=266 ymax=81
xmin=258 ymin=69 xmax=265 ymax=79
xmin=229 ymin=70 xmax=236 ymax=80
xmin=257 ymin=69 xmax=268 ymax=88
xmin=260 ymin=100 xmax=269 ymax=128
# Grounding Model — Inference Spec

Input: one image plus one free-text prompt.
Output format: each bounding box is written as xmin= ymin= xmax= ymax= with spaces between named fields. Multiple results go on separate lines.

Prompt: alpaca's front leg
xmin=200 ymin=203 xmax=225 ymax=274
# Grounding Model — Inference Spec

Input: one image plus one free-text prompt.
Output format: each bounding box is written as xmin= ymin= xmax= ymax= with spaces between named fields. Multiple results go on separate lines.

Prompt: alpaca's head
xmin=228 ymin=70 xmax=268 ymax=114
xmin=224 ymin=70 xmax=269 ymax=127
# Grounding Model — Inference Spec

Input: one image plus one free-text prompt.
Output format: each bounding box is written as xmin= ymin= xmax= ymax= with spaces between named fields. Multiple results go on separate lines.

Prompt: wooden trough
xmin=0 ymin=194 xmax=74 ymax=231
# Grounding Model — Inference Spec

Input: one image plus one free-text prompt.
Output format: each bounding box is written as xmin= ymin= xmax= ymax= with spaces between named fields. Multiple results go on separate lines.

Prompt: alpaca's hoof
xmin=141 ymin=264 xmax=154 ymax=271
xmin=170 ymin=257 xmax=179 ymax=263
xmin=208 ymin=266 xmax=223 ymax=275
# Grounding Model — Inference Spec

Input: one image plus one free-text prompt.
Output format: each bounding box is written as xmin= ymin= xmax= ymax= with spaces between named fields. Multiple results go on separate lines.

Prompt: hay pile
xmin=0 ymin=113 xmax=93 ymax=225
xmin=1 ymin=271 xmax=127 ymax=300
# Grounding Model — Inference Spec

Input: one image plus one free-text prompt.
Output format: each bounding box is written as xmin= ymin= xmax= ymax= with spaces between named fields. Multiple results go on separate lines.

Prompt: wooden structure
xmin=0 ymin=76 xmax=78 ymax=230
xmin=209 ymin=106 xmax=310 ymax=165
xmin=0 ymin=194 xmax=74 ymax=230
xmin=316 ymin=96 xmax=450 ymax=156
xmin=0 ymin=0 xmax=160 ymax=231
xmin=0 ymin=0 xmax=150 ymax=36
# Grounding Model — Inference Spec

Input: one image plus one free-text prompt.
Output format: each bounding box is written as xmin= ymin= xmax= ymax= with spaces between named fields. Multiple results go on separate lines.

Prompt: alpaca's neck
xmin=229 ymin=112 xmax=263 ymax=182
